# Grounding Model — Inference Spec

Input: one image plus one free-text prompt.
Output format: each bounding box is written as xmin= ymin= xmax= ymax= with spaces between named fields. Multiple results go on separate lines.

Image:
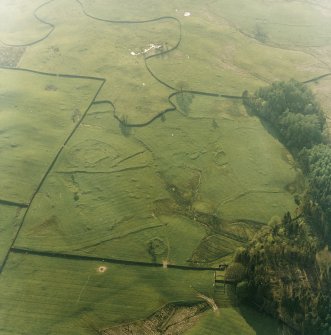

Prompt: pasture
xmin=0 ymin=252 xmax=213 ymax=334
xmin=15 ymin=96 xmax=298 ymax=266
xmin=0 ymin=0 xmax=330 ymax=333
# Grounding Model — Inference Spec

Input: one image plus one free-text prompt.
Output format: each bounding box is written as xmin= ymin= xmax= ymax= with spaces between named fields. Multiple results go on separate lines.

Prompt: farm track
xmin=1 ymin=0 xmax=331 ymax=274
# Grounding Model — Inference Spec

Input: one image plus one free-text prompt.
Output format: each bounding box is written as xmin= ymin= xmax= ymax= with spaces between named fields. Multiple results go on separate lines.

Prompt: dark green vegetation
xmin=244 ymin=80 xmax=331 ymax=242
xmin=300 ymin=144 xmax=331 ymax=241
xmin=241 ymin=80 xmax=331 ymax=334
xmin=243 ymin=80 xmax=326 ymax=152
xmin=235 ymin=213 xmax=331 ymax=335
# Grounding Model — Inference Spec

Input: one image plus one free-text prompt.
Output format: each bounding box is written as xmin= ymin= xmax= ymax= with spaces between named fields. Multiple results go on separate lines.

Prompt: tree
xmin=225 ymin=262 xmax=247 ymax=283
xmin=299 ymin=144 xmax=331 ymax=237
xmin=279 ymin=112 xmax=323 ymax=150
xmin=246 ymin=79 xmax=325 ymax=137
xmin=254 ymin=24 xmax=268 ymax=43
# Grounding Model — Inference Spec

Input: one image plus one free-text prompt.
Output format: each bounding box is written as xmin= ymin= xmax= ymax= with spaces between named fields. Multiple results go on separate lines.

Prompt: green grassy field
xmin=207 ymin=0 xmax=331 ymax=48
xmin=15 ymin=97 xmax=298 ymax=265
xmin=16 ymin=0 xmax=177 ymax=124
xmin=0 ymin=0 xmax=48 ymax=45
xmin=185 ymin=307 xmax=286 ymax=335
xmin=1 ymin=0 xmax=330 ymax=333
xmin=147 ymin=12 xmax=325 ymax=94
xmin=0 ymin=206 xmax=24 ymax=266
xmin=0 ymin=68 xmax=101 ymax=203
xmin=0 ymin=252 xmax=213 ymax=335
xmin=135 ymin=97 xmax=299 ymax=222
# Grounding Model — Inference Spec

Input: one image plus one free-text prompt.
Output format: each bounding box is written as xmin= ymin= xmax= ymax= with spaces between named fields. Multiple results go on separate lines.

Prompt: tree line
xmin=243 ymin=79 xmax=330 ymax=242
xmin=236 ymin=80 xmax=331 ymax=334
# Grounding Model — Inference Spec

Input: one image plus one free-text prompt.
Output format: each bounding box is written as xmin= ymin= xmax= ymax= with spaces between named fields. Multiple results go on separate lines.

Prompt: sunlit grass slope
xmin=9 ymin=0 xmax=327 ymax=125
xmin=14 ymin=104 xmax=206 ymax=264
xmin=15 ymin=97 xmax=298 ymax=265
xmin=0 ymin=0 xmax=49 ymax=45
xmin=0 ymin=206 xmax=24 ymax=267
xmin=17 ymin=0 xmax=176 ymax=124
xmin=0 ymin=252 xmax=213 ymax=335
xmin=147 ymin=12 xmax=325 ymax=94
xmin=207 ymin=0 xmax=331 ymax=48
xmin=135 ymin=96 xmax=299 ymax=223
xmin=0 ymin=68 xmax=101 ymax=204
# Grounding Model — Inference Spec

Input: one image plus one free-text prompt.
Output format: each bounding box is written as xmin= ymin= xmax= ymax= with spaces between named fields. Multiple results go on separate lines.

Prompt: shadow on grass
xmin=239 ymin=305 xmax=296 ymax=335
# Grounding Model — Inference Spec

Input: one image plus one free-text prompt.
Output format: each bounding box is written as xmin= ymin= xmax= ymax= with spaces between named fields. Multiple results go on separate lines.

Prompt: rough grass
xmin=0 ymin=68 xmax=101 ymax=203
xmin=14 ymin=107 xmax=206 ymax=264
xmin=0 ymin=253 xmax=213 ymax=335
xmin=0 ymin=0 xmax=49 ymax=46
xmin=146 ymin=0 xmax=327 ymax=93
xmin=148 ymin=16 xmax=324 ymax=94
xmin=207 ymin=0 xmax=331 ymax=48
xmin=17 ymin=0 xmax=177 ymax=124
xmin=134 ymin=97 xmax=298 ymax=223
xmin=0 ymin=206 xmax=24 ymax=266
xmin=6 ymin=0 xmax=327 ymax=126
xmin=191 ymin=235 xmax=244 ymax=264
xmin=15 ymin=98 xmax=298 ymax=264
